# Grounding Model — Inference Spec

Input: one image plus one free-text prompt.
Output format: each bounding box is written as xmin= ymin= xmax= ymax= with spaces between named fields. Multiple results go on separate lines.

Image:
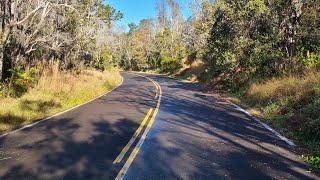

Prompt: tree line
xmin=106 ymin=0 xmax=319 ymax=89
xmin=0 ymin=0 xmax=122 ymax=81
xmin=1 ymin=0 xmax=319 ymax=90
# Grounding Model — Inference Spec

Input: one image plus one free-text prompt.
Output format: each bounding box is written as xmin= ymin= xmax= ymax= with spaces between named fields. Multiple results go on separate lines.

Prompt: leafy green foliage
xmin=201 ymin=0 xmax=320 ymax=89
xmin=99 ymin=46 xmax=115 ymax=70
xmin=97 ymin=3 xmax=123 ymax=27
xmin=2 ymin=68 xmax=38 ymax=97
xmin=302 ymin=155 xmax=320 ymax=169
xmin=160 ymin=56 xmax=181 ymax=73
xmin=300 ymin=52 xmax=320 ymax=68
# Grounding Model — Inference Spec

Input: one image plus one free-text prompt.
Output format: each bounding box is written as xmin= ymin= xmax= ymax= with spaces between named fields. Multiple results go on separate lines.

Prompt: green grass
xmin=0 ymin=69 xmax=121 ymax=133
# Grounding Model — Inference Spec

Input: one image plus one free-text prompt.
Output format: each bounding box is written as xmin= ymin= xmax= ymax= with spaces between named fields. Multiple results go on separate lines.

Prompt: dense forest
xmin=1 ymin=0 xmax=319 ymax=88
xmin=105 ymin=0 xmax=319 ymax=88
xmin=0 ymin=0 xmax=319 ymax=169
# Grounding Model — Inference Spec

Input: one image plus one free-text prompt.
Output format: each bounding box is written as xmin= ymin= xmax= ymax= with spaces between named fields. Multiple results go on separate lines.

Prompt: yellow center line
xmin=113 ymin=108 xmax=153 ymax=164
xmin=116 ymin=73 xmax=162 ymax=180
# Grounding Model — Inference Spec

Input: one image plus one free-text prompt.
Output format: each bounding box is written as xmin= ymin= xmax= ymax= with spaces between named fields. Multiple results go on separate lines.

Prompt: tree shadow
xmin=0 ymin=73 xmax=157 ymax=179
xmin=0 ymin=113 xmax=26 ymax=128
xmin=0 ymin=116 xmax=140 ymax=179
xmin=125 ymin=74 xmax=318 ymax=179
xmin=0 ymin=99 xmax=62 ymax=133
xmin=19 ymin=99 xmax=61 ymax=113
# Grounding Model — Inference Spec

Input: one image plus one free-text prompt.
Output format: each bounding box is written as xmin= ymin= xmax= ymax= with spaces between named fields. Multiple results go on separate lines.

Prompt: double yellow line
xmin=114 ymin=73 xmax=162 ymax=180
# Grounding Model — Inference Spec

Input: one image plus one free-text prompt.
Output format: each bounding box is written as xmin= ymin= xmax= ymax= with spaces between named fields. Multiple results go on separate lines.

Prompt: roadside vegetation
xmin=231 ymin=72 xmax=320 ymax=169
xmin=0 ymin=63 xmax=120 ymax=133
xmin=102 ymin=0 xmax=319 ymax=170
xmin=1 ymin=0 xmax=319 ymax=171
xmin=0 ymin=1 xmax=122 ymax=131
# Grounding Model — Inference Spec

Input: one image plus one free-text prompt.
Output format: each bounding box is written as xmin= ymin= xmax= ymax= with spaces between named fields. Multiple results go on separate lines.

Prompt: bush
xmin=0 ymin=82 xmax=5 ymax=97
xmin=160 ymin=56 xmax=181 ymax=73
xmin=302 ymin=155 xmax=320 ymax=169
xmin=99 ymin=46 xmax=116 ymax=71
xmin=4 ymin=68 xmax=38 ymax=97
xmin=300 ymin=52 xmax=320 ymax=69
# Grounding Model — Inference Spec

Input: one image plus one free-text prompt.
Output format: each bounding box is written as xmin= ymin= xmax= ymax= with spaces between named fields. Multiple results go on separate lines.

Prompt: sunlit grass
xmin=235 ymin=71 xmax=320 ymax=169
xmin=0 ymin=68 xmax=121 ymax=133
xmin=176 ymin=59 xmax=205 ymax=82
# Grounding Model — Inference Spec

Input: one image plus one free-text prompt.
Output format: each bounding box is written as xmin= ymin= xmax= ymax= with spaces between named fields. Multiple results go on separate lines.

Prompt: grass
xmin=232 ymin=71 xmax=320 ymax=170
xmin=175 ymin=59 xmax=205 ymax=82
xmin=0 ymin=66 xmax=121 ymax=133
xmin=175 ymin=61 xmax=320 ymax=170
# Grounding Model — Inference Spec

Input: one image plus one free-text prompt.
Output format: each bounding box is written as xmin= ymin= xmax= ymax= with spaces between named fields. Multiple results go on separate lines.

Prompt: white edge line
xmin=132 ymin=72 xmax=294 ymax=147
xmin=0 ymin=75 xmax=124 ymax=139
xmin=228 ymin=101 xmax=295 ymax=147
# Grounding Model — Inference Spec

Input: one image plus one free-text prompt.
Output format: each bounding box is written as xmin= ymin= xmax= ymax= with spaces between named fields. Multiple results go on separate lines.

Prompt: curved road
xmin=0 ymin=72 xmax=318 ymax=179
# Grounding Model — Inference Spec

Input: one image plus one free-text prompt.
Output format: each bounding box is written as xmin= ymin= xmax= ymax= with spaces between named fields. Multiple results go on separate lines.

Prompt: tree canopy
xmin=0 ymin=0 xmax=122 ymax=80
xmin=105 ymin=0 xmax=319 ymax=88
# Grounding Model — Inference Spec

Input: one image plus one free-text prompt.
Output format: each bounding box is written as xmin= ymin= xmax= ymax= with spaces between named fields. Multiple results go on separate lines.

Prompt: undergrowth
xmin=0 ymin=64 xmax=121 ymax=133
xmin=236 ymin=71 xmax=320 ymax=169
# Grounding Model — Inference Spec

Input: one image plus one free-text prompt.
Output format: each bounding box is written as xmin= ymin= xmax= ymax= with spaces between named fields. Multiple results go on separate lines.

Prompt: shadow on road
xmin=0 ymin=116 xmax=139 ymax=179
xmin=0 ymin=73 xmax=157 ymax=179
xmin=126 ymin=75 xmax=316 ymax=179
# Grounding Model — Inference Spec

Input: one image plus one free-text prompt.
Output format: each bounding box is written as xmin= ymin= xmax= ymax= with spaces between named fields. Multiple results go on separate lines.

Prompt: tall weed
xmin=241 ymin=71 xmax=320 ymax=167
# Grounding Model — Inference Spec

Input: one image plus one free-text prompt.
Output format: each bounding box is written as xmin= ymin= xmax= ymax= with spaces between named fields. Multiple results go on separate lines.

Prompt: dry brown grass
xmin=247 ymin=72 xmax=320 ymax=106
xmin=0 ymin=64 xmax=121 ymax=133
xmin=176 ymin=59 xmax=205 ymax=82
xmin=237 ymin=71 xmax=320 ymax=166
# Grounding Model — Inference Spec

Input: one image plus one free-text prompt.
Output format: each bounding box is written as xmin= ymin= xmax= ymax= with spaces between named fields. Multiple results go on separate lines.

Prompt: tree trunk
xmin=0 ymin=0 xmax=13 ymax=82
xmin=2 ymin=45 xmax=13 ymax=81
xmin=0 ymin=47 xmax=3 ymax=82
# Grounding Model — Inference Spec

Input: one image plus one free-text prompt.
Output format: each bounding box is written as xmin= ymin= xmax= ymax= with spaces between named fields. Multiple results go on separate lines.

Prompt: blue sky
xmin=106 ymin=0 xmax=192 ymax=28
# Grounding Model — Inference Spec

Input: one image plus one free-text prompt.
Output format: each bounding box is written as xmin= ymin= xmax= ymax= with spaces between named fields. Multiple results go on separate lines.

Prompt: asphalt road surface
xmin=0 ymin=72 xmax=318 ymax=179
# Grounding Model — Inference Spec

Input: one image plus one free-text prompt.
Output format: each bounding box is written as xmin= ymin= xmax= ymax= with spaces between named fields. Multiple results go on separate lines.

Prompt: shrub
xmin=300 ymin=52 xmax=320 ymax=69
xmin=160 ymin=56 xmax=181 ymax=73
xmin=0 ymin=82 xmax=5 ymax=97
xmin=5 ymin=68 xmax=38 ymax=97
xmin=302 ymin=155 xmax=320 ymax=169
xmin=99 ymin=46 xmax=116 ymax=71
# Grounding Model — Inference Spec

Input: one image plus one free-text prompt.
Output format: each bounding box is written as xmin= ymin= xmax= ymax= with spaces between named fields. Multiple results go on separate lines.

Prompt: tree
xmin=0 ymin=0 xmax=122 ymax=81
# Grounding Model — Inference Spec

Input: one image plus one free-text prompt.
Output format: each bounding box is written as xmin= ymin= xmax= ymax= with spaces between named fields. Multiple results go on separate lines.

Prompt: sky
xmin=106 ymin=0 xmax=192 ymax=29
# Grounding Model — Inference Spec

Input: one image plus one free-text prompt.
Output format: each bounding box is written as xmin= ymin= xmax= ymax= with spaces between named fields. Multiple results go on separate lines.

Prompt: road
xmin=0 ymin=72 xmax=318 ymax=179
